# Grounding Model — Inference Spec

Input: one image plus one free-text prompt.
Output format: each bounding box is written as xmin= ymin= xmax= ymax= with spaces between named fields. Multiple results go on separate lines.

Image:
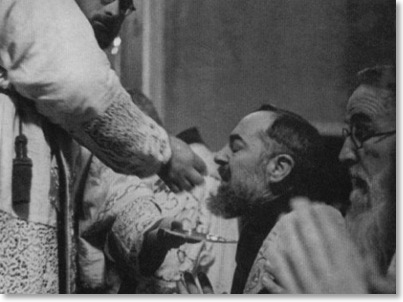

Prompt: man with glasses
xmin=259 ymin=65 xmax=396 ymax=294
xmin=339 ymin=65 xmax=396 ymax=290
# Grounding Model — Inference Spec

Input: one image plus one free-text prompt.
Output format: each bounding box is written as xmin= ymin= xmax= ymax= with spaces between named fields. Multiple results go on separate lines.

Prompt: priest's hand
xmin=159 ymin=136 xmax=207 ymax=192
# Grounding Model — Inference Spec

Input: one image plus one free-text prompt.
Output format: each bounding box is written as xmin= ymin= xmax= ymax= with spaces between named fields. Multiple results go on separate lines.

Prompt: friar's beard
xmin=207 ymin=182 xmax=271 ymax=219
xmin=345 ymin=172 xmax=396 ymax=274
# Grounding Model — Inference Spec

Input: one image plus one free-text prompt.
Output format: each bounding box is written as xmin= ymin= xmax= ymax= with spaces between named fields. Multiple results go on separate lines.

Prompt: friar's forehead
xmin=233 ymin=111 xmax=277 ymax=137
xmin=347 ymin=84 xmax=395 ymax=122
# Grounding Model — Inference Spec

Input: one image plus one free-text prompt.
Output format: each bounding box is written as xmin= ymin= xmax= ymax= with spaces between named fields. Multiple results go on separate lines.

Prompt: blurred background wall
xmin=116 ymin=0 xmax=395 ymax=149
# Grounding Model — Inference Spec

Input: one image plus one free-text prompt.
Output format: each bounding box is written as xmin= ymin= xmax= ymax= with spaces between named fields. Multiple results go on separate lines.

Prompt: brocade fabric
xmin=0 ymin=210 xmax=59 ymax=294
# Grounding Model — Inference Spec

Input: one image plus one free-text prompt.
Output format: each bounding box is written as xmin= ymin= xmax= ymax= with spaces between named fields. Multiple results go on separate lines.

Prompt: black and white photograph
xmin=0 ymin=0 xmax=396 ymax=295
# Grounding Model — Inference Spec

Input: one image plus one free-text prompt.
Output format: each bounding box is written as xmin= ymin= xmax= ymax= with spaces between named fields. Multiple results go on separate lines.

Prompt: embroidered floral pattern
xmin=82 ymin=91 xmax=170 ymax=176
xmin=0 ymin=210 xmax=59 ymax=294
xmin=135 ymin=176 xmax=217 ymax=294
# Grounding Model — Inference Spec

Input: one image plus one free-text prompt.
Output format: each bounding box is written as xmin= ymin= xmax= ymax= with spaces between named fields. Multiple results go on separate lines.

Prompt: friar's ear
xmin=266 ymin=154 xmax=294 ymax=183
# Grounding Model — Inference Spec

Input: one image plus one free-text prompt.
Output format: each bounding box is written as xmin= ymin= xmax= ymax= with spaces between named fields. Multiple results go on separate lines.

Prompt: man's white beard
xmin=345 ymin=181 xmax=395 ymax=275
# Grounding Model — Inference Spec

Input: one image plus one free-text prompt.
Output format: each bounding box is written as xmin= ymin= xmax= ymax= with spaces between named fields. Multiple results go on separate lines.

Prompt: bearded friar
xmin=208 ymin=104 xmax=326 ymax=294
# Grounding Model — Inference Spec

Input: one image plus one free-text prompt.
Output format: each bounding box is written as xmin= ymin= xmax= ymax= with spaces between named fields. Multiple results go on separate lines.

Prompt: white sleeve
xmin=0 ymin=0 xmax=171 ymax=176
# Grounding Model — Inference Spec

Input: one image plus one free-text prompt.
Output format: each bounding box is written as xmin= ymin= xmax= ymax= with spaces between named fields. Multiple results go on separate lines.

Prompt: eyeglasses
xmin=342 ymin=127 xmax=396 ymax=149
xmin=102 ymin=0 xmax=136 ymax=17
